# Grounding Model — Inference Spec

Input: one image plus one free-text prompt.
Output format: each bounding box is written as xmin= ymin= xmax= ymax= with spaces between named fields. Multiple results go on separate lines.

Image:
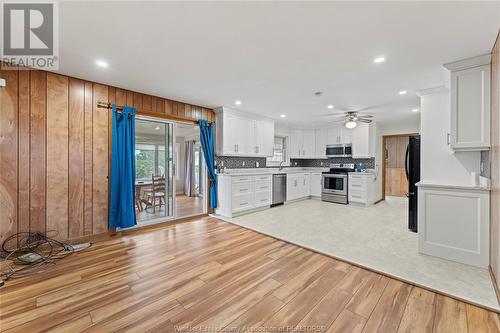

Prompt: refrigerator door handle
xmin=405 ymin=143 xmax=410 ymax=181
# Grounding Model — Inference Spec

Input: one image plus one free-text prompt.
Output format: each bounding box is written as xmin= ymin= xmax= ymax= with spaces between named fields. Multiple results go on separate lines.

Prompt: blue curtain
xmin=109 ymin=104 xmax=137 ymax=229
xmin=199 ymin=119 xmax=217 ymax=208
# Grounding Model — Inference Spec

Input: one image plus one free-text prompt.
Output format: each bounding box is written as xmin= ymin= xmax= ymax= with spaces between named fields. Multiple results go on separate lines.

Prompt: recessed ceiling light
xmin=373 ymin=56 xmax=386 ymax=64
xmin=412 ymin=108 xmax=420 ymax=112
xmin=327 ymin=104 xmax=334 ymax=109
xmin=280 ymin=114 xmax=286 ymax=118
xmin=96 ymin=60 xmax=108 ymax=68
xmin=234 ymin=100 xmax=242 ymax=105
xmin=399 ymin=90 xmax=407 ymax=95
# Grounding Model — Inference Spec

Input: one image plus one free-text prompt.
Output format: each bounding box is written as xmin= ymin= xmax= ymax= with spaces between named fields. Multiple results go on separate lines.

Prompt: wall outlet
xmin=242 ymin=161 xmax=245 ymax=167
xmin=221 ymin=161 xmax=224 ymax=167
xmin=320 ymin=162 xmax=323 ymax=166
xmin=256 ymin=161 xmax=259 ymax=167
xmin=294 ymin=162 xmax=297 ymax=166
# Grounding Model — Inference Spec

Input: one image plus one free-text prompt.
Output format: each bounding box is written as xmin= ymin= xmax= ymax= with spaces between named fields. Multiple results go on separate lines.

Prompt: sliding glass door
xmin=135 ymin=118 xmax=174 ymax=223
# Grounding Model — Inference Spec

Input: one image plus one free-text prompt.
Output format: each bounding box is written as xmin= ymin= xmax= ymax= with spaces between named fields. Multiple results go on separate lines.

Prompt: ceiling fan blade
xmin=358 ymin=118 xmax=372 ymax=123
xmin=359 ymin=115 xmax=374 ymax=118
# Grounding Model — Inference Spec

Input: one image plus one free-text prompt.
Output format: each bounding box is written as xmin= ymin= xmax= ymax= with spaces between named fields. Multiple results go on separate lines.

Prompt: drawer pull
xmin=352 ymin=184 xmax=362 ymax=187
xmin=239 ymin=178 xmax=248 ymax=181
xmin=260 ymin=199 xmax=268 ymax=202
xmin=239 ymin=202 xmax=248 ymax=206
xmin=239 ymin=189 xmax=249 ymax=192
xmin=260 ymin=186 xmax=267 ymax=189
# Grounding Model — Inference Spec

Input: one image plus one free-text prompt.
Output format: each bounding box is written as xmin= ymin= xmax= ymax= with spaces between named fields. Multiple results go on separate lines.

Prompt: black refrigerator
xmin=405 ymin=135 xmax=420 ymax=232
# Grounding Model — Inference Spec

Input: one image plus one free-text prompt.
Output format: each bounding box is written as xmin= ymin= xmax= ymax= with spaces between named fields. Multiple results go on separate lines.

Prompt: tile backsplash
xmin=215 ymin=156 xmax=267 ymax=168
xmin=215 ymin=155 xmax=375 ymax=169
xmin=290 ymin=158 xmax=375 ymax=169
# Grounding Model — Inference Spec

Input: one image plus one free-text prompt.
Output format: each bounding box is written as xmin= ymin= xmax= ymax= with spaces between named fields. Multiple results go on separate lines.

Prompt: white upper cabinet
xmin=289 ymin=129 xmax=316 ymax=158
xmin=327 ymin=126 xmax=352 ymax=145
xmin=215 ymin=107 xmax=275 ymax=157
xmin=254 ymin=119 xmax=274 ymax=156
xmin=302 ymin=130 xmax=316 ymax=158
xmin=352 ymin=123 xmax=376 ymax=158
xmin=314 ymin=128 xmax=328 ymax=158
xmin=289 ymin=129 xmax=303 ymax=158
xmin=444 ymin=55 xmax=491 ymax=151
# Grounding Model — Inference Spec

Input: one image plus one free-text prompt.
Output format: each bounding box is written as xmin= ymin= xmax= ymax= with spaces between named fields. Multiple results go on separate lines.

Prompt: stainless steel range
xmin=321 ymin=163 xmax=355 ymax=204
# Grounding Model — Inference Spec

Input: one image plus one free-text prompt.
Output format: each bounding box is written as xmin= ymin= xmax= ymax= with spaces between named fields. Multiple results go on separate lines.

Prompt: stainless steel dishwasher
xmin=272 ymin=174 xmax=287 ymax=206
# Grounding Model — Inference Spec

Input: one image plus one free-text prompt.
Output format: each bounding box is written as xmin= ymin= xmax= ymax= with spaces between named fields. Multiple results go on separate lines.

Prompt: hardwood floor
xmin=0 ymin=217 xmax=498 ymax=332
xmin=175 ymin=195 xmax=204 ymax=217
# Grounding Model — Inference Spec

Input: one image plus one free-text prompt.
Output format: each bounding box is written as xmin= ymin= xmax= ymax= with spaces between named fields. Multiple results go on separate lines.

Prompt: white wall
xmin=379 ymin=118 xmax=420 ymax=136
xmin=420 ymin=89 xmax=481 ymax=186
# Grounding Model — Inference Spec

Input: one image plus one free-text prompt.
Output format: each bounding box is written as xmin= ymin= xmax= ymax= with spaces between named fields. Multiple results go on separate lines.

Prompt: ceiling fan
xmin=343 ymin=111 xmax=373 ymax=129
xmin=316 ymin=107 xmax=374 ymax=128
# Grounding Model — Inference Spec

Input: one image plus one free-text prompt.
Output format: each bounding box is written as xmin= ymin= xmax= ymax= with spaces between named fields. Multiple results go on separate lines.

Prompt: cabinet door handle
xmin=240 ymin=202 xmax=248 ymax=206
xmin=234 ymin=144 xmax=237 ymax=152
xmin=447 ymin=133 xmax=451 ymax=145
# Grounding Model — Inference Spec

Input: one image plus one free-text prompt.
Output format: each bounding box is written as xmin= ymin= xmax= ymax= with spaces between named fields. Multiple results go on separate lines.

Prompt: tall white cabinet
xmin=289 ymin=129 xmax=315 ymax=158
xmin=444 ymin=54 xmax=491 ymax=151
xmin=215 ymin=107 xmax=275 ymax=157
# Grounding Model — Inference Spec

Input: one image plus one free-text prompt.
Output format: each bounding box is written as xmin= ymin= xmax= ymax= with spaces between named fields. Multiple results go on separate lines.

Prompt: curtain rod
xmin=97 ymin=101 xmax=214 ymax=125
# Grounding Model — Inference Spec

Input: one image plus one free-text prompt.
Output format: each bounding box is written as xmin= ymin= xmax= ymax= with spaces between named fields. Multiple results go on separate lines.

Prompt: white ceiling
xmin=57 ymin=1 xmax=499 ymax=128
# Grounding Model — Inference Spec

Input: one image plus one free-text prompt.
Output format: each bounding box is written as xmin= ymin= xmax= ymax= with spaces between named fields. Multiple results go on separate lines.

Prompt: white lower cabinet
xmin=287 ymin=173 xmax=310 ymax=201
xmin=216 ymin=174 xmax=272 ymax=217
xmin=310 ymin=173 xmax=322 ymax=197
xmin=348 ymin=173 xmax=375 ymax=206
xmin=417 ymin=183 xmax=489 ymax=268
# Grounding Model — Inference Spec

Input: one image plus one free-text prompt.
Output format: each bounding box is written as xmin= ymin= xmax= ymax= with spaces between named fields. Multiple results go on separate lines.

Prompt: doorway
xmin=174 ymin=123 xmax=207 ymax=218
xmin=382 ymin=134 xmax=414 ymax=199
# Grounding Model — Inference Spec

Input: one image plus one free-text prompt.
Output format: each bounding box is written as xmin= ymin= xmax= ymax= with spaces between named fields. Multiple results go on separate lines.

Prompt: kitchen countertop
xmin=217 ymin=167 xmax=328 ymax=176
xmin=416 ymin=181 xmax=490 ymax=191
xmin=217 ymin=168 xmax=376 ymax=176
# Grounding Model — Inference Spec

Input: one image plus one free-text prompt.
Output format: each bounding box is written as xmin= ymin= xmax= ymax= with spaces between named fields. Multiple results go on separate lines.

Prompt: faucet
xmin=279 ymin=161 xmax=285 ymax=171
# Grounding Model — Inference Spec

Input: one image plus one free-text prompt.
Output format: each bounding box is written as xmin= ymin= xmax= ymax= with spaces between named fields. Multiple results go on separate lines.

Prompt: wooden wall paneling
xmin=83 ymin=81 xmax=93 ymax=235
xmin=68 ymin=78 xmax=85 ymax=238
xmin=29 ymin=70 xmax=47 ymax=234
xmin=126 ymin=91 xmax=134 ymax=106
xmin=142 ymin=94 xmax=152 ymax=111
xmin=92 ymin=84 xmax=109 ymax=234
xmin=155 ymin=97 xmax=165 ymax=113
xmin=115 ymin=88 xmax=127 ymax=107
xmin=184 ymin=104 xmax=192 ymax=119
xmin=165 ymin=99 xmax=173 ymax=115
xmin=0 ymin=68 xmax=19 ymax=244
xmin=175 ymin=101 xmax=184 ymax=116
xmin=133 ymin=92 xmax=142 ymax=111
xmin=46 ymin=73 xmax=69 ymax=239
xmin=18 ymin=70 xmax=30 ymax=235
xmin=201 ymin=108 xmax=208 ymax=120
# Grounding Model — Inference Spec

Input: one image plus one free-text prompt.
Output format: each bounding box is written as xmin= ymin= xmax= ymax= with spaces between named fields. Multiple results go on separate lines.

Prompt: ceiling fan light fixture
xmin=345 ymin=121 xmax=357 ymax=129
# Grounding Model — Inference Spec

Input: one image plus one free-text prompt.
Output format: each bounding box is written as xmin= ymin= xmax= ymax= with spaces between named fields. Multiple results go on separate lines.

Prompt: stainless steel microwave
xmin=326 ymin=144 xmax=352 ymax=158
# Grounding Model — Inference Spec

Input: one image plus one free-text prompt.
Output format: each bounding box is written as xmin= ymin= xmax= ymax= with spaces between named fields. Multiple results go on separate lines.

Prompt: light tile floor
xmin=217 ymin=199 xmax=500 ymax=311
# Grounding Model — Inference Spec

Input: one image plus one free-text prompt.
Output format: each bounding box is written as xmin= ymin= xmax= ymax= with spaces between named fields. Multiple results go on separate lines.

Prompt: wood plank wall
xmin=490 ymin=31 xmax=500 ymax=293
xmin=0 ymin=67 xmax=214 ymax=243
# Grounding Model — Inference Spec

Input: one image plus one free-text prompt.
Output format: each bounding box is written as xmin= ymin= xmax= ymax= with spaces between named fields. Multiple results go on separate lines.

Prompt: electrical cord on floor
xmin=0 ymin=231 xmax=91 ymax=284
